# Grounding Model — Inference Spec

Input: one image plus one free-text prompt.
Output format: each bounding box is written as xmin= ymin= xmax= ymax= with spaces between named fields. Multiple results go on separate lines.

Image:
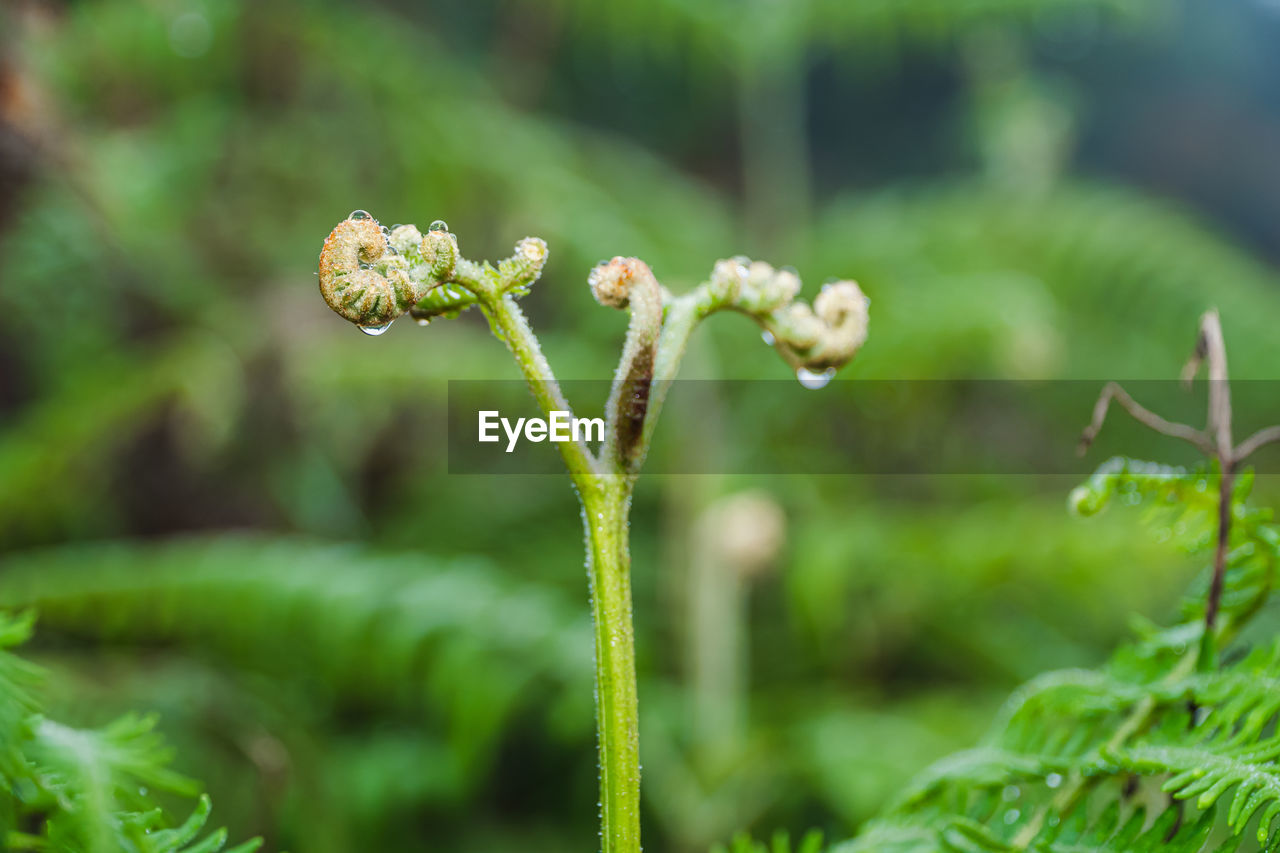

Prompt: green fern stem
xmin=475 ymin=292 xmax=599 ymax=480
xmin=474 ymin=285 xmax=639 ymax=853
xmin=582 ymin=478 xmax=642 ymax=853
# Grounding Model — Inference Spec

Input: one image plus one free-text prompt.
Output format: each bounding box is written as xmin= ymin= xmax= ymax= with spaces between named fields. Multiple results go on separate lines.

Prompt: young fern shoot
xmin=316 ymin=211 xmax=869 ymax=853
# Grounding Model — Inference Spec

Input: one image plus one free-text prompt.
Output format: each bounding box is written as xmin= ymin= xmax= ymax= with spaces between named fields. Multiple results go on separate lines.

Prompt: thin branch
xmin=1077 ymin=381 xmax=1215 ymax=458
xmin=1196 ymin=310 xmax=1234 ymax=460
xmin=1076 ymin=309 xmax=1280 ymax=645
xmin=1234 ymin=425 xmax=1280 ymax=462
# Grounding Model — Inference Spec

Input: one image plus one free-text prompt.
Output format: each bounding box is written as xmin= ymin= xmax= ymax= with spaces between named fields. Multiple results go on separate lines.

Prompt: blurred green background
xmin=2 ymin=0 xmax=1280 ymax=850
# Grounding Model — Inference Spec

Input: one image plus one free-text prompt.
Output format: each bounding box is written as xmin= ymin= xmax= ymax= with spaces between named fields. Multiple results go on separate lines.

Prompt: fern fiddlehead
xmin=312 ymin=214 xmax=868 ymax=853
xmin=319 ymin=214 xmax=427 ymax=330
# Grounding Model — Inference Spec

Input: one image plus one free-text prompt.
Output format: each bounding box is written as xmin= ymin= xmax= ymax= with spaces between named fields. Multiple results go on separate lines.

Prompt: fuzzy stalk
xmin=581 ymin=477 xmax=642 ymax=853
xmin=475 ymin=290 xmax=598 ymax=480
xmin=474 ymin=285 xmax=640 ymax=853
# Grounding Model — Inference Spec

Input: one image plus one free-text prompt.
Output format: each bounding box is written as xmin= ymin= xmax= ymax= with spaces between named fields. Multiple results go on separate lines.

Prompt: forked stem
xmin=319 ymin=215 xmax=869 ymax=853
xmin=1078 ymin=309 xmax=1280 ymax=648
xmin=473 ymin=281 xmax=640 ymax=853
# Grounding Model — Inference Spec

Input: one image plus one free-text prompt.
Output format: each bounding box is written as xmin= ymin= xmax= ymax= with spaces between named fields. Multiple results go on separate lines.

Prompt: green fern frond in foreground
xmin=0 ymin=611 xmax=260 ymax=853
xmin=832 ymin=456 xmax=1280 ymax=852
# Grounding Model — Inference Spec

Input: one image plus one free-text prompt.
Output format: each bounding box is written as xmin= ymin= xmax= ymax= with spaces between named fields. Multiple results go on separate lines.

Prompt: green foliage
xmin=0 ymin=538 xmax=595 ymax=783
xmin=814 ymin=183 xmax=1280 ymax=380
xmin=835 ymin=457 xmax=1280 ymax=852
xmin=0 ymin=612 xmax=258 ymax=853
xmin=711 ymin=829 xmax=824 ymax=853
xmin=4 ymin=0 xmax=1280 ymax=850
xmin=531 ymin=0 xmax=1159 ymax=63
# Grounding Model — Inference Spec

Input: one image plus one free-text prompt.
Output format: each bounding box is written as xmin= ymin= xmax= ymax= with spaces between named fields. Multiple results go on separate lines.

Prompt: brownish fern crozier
xmin=316 ymin=211 xmax=868 ymax=853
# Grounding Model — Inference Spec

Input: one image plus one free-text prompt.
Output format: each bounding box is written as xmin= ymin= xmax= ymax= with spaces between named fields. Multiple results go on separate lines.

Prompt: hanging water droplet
xmin=348 ymin=209 xmax=373 ymax=221
xmin=796 ymin=366 xmax=836 ymax=390
xmin=359 ymin=321 xmax=393 ymax=336
xmin=415 ymin=316 xmax=431 ymax=327
xmin=429 ymin=220 xmax=449 ymax=232
xmin=761 ymin=330 xmax=775 ymax=346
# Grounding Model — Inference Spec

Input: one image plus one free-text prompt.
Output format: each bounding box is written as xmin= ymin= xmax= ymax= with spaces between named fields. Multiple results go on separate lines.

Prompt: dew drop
xmin=429 ymin=220 xmax=449 ymax=233
xmin=761 ymin=330 xmax=776 ymax=346
xmin=1002 ymin=785 xmax=1021 ymax=802
xmin=415 ymin=317 xmax=431 ymax=327
xmin=796 ymin=366 xmax=836 ymax=390
xmin=1004 ymin=809 xmax=1020 ymax=825
xmin=348 ymin=209 xmax=373 ymax=221
xmin=359 ymin=321 xmax=393 ymax=337
xmin=1045 ymin=772 xmax=1063 ymax=789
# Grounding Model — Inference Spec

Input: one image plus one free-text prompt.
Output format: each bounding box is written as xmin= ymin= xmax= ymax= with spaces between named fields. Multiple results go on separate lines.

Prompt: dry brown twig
xmin=1079 ymin=309 xmax=1280 ymax=635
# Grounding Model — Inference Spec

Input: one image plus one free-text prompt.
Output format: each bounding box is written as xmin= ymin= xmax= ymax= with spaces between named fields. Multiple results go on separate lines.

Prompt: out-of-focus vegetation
xmin=2 ymin=0 xmax=1280 ymax=850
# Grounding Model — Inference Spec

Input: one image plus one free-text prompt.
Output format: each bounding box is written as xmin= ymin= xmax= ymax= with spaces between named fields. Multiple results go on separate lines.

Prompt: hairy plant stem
xmin=581 ymin=478 xmax=641 ymax=853
xmin=476 ymin=291 xmax=598 ymax=479
xmin=474 ymin=280 xmax=641 ymax=853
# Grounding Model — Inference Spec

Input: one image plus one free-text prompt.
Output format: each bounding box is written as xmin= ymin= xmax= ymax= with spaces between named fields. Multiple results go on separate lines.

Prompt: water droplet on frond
xmin=796 ymin=366 xmax=836 ymax=389
xmin=359 ymin=321 xmax=393 ymax=336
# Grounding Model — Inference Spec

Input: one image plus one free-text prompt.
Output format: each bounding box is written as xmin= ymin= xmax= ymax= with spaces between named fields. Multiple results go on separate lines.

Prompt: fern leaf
xmin=944 ymin=804 xmax=1218 ymax=852
xmin=0 ymin=611 xmax=260 ymax=853
xmin=0 ymin=537 xmax=595 ymax=782
xmin=835 ymin=458 xmax=1280 ymax=853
